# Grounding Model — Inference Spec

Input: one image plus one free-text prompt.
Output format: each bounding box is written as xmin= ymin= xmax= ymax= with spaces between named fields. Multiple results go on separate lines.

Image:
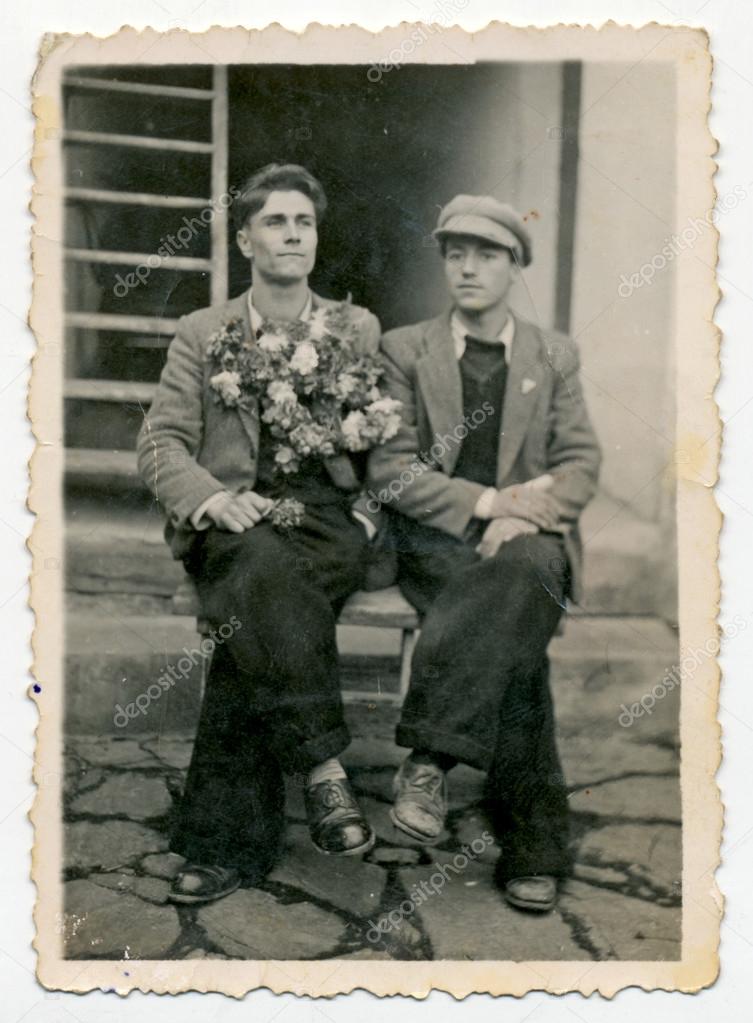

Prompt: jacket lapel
xmin=496 ymin=316 xmax=544 ymax=482
xmin=415 ymin=313 xmax=464 ymax=474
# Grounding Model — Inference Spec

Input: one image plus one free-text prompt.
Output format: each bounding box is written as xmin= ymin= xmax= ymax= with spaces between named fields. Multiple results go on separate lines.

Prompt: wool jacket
xmin=136 ymin=288 xmax=381 ymax=559
xmin=366 ymin=310 xmax=602 ymax=602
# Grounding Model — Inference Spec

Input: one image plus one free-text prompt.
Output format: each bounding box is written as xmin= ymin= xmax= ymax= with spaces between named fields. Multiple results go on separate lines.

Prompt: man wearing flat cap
xmin=368 ymin=194 xmax=601 ymax=912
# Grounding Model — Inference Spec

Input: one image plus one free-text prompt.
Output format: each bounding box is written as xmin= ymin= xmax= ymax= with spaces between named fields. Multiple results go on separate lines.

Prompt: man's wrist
xmin=190 ymin=490 xmax=230 ymax=529
xmin=473 ymin=487 xmax=497 ymax=520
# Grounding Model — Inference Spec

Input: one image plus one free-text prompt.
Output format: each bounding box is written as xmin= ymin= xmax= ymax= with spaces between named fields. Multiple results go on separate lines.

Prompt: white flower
xmin=289 ymin=341 xmax=319 ymax=375
xmin=308 ymin=307 xmax=329 ymax=341
xmin=380 ymin=415 xmax=401 ymax=442
xmin=367 ymin=397 xmax=402 ymax=416
xmin=341 ymin=410 xmax=368 ymax=451
xmin=336 ymin=373 xmax=358 ymax=398
xmin=257 ymin=331 xmax=287 ymax=352
xmin=274 ymin=446 xmax=297 ymax=466
xmin=209 ymin=370 xmax=242 ymax=406
xmin=267 ymin=380 xmax=297 ymax=406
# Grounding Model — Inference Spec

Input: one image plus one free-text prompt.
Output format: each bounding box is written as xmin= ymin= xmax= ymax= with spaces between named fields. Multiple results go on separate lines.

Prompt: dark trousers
xmin=392 ymin=515 xmax=572 ymax=880
xmin=171 ymin=501 xmax=367 ymax=879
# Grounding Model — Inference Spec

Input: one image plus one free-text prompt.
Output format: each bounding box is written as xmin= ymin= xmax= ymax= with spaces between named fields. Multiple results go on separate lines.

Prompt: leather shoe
xmin=304 ymin=777 xmax=375 ymax=856
xmin=168 ymin=864 xmax=241 ymax=905
xmin=390 ymin=757 xmax=447 ymax=844
xmin=504 ymin=875 xmax=557 ymax=912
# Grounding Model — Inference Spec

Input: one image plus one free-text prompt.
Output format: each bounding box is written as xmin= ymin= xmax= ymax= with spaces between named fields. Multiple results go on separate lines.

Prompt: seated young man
xmin=367 ymin=194 xmax=601 ymax=912
xmin=137 ymin=164 xmax=384 ymax=905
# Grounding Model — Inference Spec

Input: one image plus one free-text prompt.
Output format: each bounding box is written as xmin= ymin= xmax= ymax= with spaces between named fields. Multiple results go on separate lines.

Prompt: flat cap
xmin=433 ymin=194 xmax=532 ymax=267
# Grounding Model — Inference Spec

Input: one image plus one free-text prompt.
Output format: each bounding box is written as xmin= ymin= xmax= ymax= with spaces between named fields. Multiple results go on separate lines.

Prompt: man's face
xmin=237 ymin=189 xmax=318 ymax=283
xmin=443 ymin=235 xmax=518 ymax=313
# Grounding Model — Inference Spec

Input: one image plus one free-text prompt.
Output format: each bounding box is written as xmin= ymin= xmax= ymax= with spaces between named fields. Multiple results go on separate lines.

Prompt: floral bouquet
xmin=206 ymin=302 xmax=401 ymax=478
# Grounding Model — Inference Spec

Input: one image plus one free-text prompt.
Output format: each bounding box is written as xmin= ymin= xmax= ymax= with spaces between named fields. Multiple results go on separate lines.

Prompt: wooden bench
xmin=171 ymin=577 xmax=420 ymax=705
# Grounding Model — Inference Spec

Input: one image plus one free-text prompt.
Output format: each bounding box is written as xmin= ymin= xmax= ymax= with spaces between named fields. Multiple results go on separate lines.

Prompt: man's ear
xmin=236 ymin=226 xmax=253 ymax=261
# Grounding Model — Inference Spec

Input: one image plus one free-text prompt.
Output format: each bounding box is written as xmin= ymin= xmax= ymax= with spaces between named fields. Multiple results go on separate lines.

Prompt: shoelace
xmin=315 ymin=780 xmax=350 ymax=811
xmin=403 ymin=766 xmax=444 ymax=799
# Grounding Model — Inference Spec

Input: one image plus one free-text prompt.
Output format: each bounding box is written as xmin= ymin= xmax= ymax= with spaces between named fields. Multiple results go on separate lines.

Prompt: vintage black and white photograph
xmin=29 ymin=22 xmax=719 ymax=997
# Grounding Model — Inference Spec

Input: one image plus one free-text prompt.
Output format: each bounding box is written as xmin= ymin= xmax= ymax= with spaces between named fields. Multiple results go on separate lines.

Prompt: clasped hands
xmin=476 ymin=474 xmax=559 ymax=560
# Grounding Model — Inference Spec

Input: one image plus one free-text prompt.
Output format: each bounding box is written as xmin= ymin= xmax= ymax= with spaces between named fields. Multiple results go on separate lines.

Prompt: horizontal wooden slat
xmin=65 ymin=247 xmax=212 ymax=273
xmin=63 ymin=129 xmax=214 ymax=154
xmin=120 ymin=336 xmax=171 ymax=350
xmin=65 ymin=448 xmax=143 ymax=485
xmin=65 ymin=187 xmax=210 ymax=209
xmin=63 ymin=75 xmax=214 ymax=101
xmin=64 ymin=379 xmax=156 ymax=404
xmin=65 ymin=311 xmax=178 ymax=335
xmin=340 ymin=586 xmax=420 ymax=630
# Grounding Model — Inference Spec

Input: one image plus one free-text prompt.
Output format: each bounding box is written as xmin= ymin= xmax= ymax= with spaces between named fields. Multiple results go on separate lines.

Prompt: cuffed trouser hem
xmin=395 ymin=723 xmax=494 ymax=773
xmin=280 ymin=724 xmax=352 ymax=775
xmin=493 ymin=846 xmax=573 ymax=884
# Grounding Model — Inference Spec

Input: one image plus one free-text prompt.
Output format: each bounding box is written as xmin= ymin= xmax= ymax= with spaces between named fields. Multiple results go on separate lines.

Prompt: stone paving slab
xmin=399 ymin=859 xmax=590 ymax=961
xmin=62 ymin=727 xmax=681 ymax=962
xmin=140 ymin=736 xmax=194 ymax=771
xmin=70 ymin=773 xmax=173 ymax=821
xmin=570 ymin=776 xmax=681 ymax=823
xmin=197 ymin=888 xmax=347 ymax=959
xmin=63 ymin=880 xmax=181 ymax=959
xmin=558 ymin=733 xmax=679 ymax=788
xmin=559 ymin=880 xmax=681 ymax=960
xmin=67 ymin=737 xmax=163 ymax=769
xmin=141 ymin=852 xmax=186 ymax=880
xmin=269 ymin=823 xmax=387 ymax=919
xmin=576 ymin=822 xmax=681 ymax=900
xmin=90 ymin=872 xmax=170 ymax=904
xmin=65 ymin=820 xmax=168 ymax=873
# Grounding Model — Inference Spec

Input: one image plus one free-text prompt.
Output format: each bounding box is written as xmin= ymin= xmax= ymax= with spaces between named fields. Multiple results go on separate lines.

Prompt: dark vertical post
xmin=554 ymin=61 xmax=582 ymax=334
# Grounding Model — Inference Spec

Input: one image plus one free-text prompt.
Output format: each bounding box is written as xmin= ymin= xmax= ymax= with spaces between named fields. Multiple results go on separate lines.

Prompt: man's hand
xmin=206 ymin=491 xmax=276 ymax=533
xmin=488 ymin=474 xmax=560 ymax=530
xmin=476 ymin=516 xmax=539 ymax=559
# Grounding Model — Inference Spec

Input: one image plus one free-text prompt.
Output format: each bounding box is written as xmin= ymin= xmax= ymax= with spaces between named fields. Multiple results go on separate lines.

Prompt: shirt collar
xmin=247 ymin=288 xmax=313 ymax=336
xmin=450 ymin=310 xmax=515 ymax=363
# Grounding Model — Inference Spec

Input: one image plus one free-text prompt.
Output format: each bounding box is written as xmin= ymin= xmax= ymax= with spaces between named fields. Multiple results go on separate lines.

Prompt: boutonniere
xmin=521 ymin=377 xmax=537 ymax=395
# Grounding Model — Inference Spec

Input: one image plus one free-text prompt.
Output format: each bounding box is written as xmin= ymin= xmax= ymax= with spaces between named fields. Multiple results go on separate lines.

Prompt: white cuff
xmin=352 ymin=510 xmax=378 ymax=541
xmin=190 ymin=491 xmax=230 ymax=530
xmin=473 ymin=487 xmax=497 ymax=520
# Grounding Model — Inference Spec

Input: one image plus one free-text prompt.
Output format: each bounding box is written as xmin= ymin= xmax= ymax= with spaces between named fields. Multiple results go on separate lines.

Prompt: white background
xmin=2 ymin=1 xmax=751 ymax=1018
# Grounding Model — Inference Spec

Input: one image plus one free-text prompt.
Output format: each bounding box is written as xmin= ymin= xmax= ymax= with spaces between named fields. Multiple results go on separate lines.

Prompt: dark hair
xmin=232 ymin=163 xmax=327 ymax=230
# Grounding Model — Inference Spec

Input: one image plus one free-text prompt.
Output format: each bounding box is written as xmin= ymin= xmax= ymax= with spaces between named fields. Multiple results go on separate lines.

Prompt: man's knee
xmin=206 ymin=525 xmax=296 ymax=589
xmin=492 ymin=534 xmax=568 ymax=585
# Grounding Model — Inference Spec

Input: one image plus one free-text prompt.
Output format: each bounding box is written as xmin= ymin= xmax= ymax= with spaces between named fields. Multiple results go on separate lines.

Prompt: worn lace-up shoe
xmin=304 ymin=777 xmax=375 ymax=856
xmin=168 ymin=864 xmax=241 ymax=905
xmin=504 ymin=875 xmax=557 ymax=912
xmin=390 ymin=757 xmax=448 ymax=844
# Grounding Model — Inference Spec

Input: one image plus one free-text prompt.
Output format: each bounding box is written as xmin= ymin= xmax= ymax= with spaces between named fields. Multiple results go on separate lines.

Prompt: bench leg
xmin=399 ymin=628 xmax=417 ymax=703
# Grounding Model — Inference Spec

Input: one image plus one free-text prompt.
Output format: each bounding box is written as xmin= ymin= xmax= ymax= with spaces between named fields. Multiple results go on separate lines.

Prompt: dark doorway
xmin=227 ymin=63 xmax=567 ymax=332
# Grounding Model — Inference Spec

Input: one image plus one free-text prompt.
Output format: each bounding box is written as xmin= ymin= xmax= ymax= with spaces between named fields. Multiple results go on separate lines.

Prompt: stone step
xmin=65 ymin=490 xmax=675 ymax=617
xmin=64 ymin=610 xmax=678 ymax=735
